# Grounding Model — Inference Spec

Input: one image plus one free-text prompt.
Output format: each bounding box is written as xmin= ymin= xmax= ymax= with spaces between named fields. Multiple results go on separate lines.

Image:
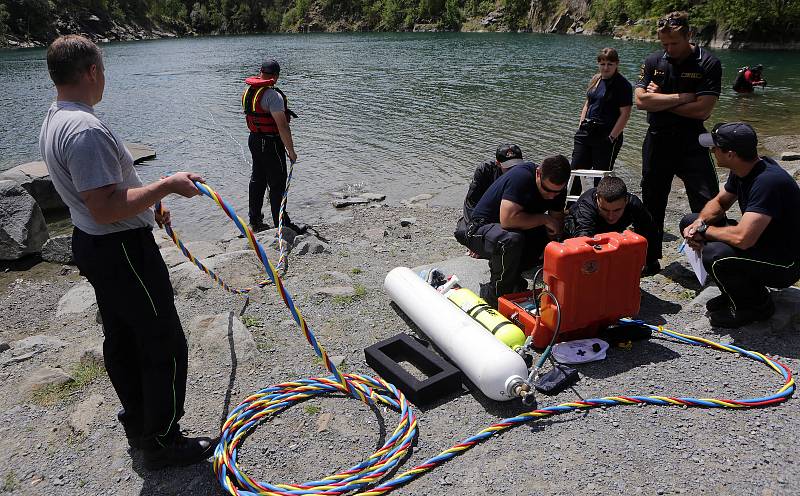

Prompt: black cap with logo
xmin=698 ymin=122 xmax=758 ymax=157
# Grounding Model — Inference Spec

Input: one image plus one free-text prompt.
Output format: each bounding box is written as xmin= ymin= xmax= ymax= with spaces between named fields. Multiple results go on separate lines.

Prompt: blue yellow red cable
xmin=162 ymin=181 xmax=794 ymax=495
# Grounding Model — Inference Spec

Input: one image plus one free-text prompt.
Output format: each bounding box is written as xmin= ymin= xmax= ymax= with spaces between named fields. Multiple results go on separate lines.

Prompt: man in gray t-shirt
xmin=39 ymin=34 xmax=215 ymax=470
xmin=40 ymin=100 xmax=154 ymax=235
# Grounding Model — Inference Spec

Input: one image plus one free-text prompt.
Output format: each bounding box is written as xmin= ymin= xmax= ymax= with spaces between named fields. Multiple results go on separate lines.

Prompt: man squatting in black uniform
xmin=635 ymin=11 xmax=722 ymax=267
xmin=455 ymin=144 xmax=525 ymax=249
xmin=680 ymin=123 xmax=800 ymax=328
xmin=565 ymin=176 xmax=661 ymax=276
xmin=460 ymin=155 xmax=571 ymax=308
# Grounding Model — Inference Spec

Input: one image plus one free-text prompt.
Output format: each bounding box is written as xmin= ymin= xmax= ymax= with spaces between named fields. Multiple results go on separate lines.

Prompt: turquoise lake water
xmin=2 ymin=33 xmax=799 ymax=236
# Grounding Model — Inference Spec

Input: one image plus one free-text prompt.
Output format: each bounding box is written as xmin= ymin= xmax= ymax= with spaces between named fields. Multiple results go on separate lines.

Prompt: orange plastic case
xmin=498 ymin=231 xmax=647 ymax=349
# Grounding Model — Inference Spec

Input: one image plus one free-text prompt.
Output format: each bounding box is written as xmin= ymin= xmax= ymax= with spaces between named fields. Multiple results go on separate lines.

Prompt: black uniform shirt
xmin=568 ymin=188 xmax=659 ymax=262
xmin=724 ymin=157 xmax=800 ymax=261
xmin=471 ymin=162 xmax=566 ymax=225
xmin=586 ymin=72 xmax=633 ymax=128
xmin=463 ymin=160 xmax=502 ymax=222
xmin=636 ymin=46 xmax=722 ymax=130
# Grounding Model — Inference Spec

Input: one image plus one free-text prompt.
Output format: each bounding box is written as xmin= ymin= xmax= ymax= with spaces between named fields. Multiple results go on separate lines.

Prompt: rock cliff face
xmin=528 ymin=0 xmax=590 ymax=35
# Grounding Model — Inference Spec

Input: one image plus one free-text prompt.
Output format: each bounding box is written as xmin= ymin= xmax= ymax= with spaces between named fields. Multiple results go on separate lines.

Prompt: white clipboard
xmin=680 ymin=241 xmax=708 ymax=285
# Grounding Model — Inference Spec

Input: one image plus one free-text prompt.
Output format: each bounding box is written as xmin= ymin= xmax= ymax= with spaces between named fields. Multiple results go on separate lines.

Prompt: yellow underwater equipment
xmin=446 ymin=287 xmax=527 ymax=350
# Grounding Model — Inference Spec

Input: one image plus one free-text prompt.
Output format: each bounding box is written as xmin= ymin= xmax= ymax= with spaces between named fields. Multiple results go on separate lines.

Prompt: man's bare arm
xmin=635 ymin=87 xmax=694 ymax=112
xmin=272 ymin=112 xmax=297 ymax=162
xmin=706 ymin=212 xmax=771 ymax=250
xmin=500 ymin=199 xmax=558 ymax=232
xmin=668 ymin=95 xmax=718 ymax=121
xmin=80 ymin=172 xmax=204 ymax=225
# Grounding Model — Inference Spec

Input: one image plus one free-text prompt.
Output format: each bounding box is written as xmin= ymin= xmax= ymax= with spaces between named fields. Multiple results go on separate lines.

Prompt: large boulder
xmin=168 ymin=261 xmax=214 ymax=298
xmin=0 ymin=180 xmax=49 ymax=260
xmin=69 ymin=394 xmax=105 ymax=435
xmin=160 ymin=240 xmax=220 ymax=268
xmin=0 ymin=161 xmax=66 ymax=212
xmin=190 ymin=313 xmax=257 ymax=364
xmin=42 ymin=234 xmax=74 ymax=264
xmin=20 ymin=366 xmax=74 ymax=396
xmin=57 ymin=282 xmax=97 ymax=316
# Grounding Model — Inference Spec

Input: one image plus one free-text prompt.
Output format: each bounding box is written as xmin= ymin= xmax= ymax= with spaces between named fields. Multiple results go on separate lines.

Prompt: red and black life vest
xmin=242 ymin=76 xmax=294 ymax=134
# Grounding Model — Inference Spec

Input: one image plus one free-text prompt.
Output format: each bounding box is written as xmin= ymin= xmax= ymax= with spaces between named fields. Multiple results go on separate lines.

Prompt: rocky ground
xmin=1 ymin=163 xmax=800 ymax=495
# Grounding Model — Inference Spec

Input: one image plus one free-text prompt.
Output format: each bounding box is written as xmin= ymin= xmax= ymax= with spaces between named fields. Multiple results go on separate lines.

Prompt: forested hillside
xmin=1 ymin=0 xmax=798 ymax=48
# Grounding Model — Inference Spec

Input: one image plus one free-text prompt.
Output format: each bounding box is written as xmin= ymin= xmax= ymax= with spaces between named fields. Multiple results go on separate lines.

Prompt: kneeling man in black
xmin=566 ymin=176 xmax=661 ymax=276
xmin=680 ymin=122 xmax=800 ymax=328
xmin=465 ymin=155 xmax=570 ymax=307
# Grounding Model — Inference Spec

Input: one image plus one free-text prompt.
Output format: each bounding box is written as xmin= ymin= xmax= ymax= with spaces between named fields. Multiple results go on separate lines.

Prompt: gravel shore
xmin=1 ymin=164 xmax=799 ymax=495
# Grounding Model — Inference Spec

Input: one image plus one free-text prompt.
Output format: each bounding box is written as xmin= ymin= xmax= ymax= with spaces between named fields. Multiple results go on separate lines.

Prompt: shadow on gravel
xmin=577 ymin=339 xmax=681 ymax=380
xmin=660 ymin=260 xmax=707 ymax=291
xmin=130 ymin=458 xmax=224 ymax=495
xmin=662 ymin=232 xmax=679 ymax=243
xmin=636 ymin=289 xmax=683 ymax=325
xmin=710 ymin=320 xmax=800 ymax=360
xmin=218 ymin=311 xmax=239 ymax=429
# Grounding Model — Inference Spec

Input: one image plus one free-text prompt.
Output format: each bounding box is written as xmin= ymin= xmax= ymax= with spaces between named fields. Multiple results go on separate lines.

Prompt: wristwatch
xmin=696 ymin=220 xmax=708 ymax=238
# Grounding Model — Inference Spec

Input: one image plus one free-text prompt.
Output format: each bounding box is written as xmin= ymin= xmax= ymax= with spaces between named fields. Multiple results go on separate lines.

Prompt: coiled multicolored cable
xmin=164 ymin=182 xmax=793 ymax=495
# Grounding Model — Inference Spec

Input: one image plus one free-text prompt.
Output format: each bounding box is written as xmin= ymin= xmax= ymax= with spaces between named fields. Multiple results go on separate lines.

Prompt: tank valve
xmin=521 ymin=390 xmax=537 ymax=408
xmin=509 ymin=380 xmax=537 ymax=408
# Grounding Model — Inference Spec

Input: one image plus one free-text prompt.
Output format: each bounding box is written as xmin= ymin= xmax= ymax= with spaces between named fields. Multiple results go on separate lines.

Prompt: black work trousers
xmin=72 ymin=227 xmax=188 ymax=448
xmin=642 ymin=127 xmax=719 ymax=261
xmin=679 ymin=213 xmax=800 ymax=311
xmin=465 ymin=222 xmax=549 ymax=305
xmin=248 ymin=132 xmax=290 ymax=227
xmin=570 ymin=122 xmax=623 ymax=196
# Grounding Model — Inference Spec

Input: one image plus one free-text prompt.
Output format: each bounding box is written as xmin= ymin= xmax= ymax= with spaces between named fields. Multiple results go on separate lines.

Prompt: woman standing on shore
xmin=570 ymin=48 xmax=633 ymax=195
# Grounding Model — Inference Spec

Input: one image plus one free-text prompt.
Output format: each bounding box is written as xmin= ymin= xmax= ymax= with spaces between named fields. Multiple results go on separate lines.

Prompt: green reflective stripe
xmin=157 ymin=357 xmax=178 ymax=443
xmin=710 ymin=256 xmax=796 ymax=311
xmin=121 ymin=241 xmax=158 ymax=317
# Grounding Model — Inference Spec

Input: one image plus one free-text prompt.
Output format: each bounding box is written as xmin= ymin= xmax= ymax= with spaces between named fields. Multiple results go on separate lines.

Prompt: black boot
xmin=705 ymin=293 xmax=730 ymax=312
xmin=709 ymin=297 xmax=775 ymax=329
xmin=479 ymin=282 xmax=498 ymax=309
xmin=249 ymin=216 xmax=270 ymax=233
xmin=142 ymin=432 xmax=218 ymax=470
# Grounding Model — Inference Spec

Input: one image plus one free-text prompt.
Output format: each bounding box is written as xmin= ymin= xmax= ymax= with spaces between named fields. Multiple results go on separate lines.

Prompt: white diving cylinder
xmin=384 ymin=267 xmax=529 ymax=401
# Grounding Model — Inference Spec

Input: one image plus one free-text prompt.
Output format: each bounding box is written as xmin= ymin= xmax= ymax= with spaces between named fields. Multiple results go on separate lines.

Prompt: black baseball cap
xmin=698 ymin=122 xmax=758 ymax=156
xmin=496 ymin=144 xmax=524 ymax=169
xmin=261 ymin=58 xmax=280 ymax=75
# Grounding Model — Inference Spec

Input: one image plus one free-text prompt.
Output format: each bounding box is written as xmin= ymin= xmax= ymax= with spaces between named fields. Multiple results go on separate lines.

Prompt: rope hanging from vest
xmin=274 ymin=159 xmax=295 ymax=274
xmin=160 ymin=181 xmax=793 ymax=495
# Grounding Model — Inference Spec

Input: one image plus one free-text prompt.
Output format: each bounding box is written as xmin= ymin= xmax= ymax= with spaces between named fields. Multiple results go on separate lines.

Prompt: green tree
xmin=418 ymin=0 xmax=444 ymax=20
xmin=502 ymin=0 xmax=529 ymax=30
xmin=8 ymin=0 xmax=51 ymax=38
xmin=380 ymin=0 xmax=405 ymax=30
xmin=261 ymin=5 xmax=282 ymax=30
xmin=0 ymin=2 xmax=9 ymax=37
xmin=440 ymin=0 xmax=461 ymax=29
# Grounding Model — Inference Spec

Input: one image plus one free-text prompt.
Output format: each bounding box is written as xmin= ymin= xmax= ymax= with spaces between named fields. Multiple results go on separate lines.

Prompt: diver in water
xmin=733 ymin=64 xmax=766 ymax=94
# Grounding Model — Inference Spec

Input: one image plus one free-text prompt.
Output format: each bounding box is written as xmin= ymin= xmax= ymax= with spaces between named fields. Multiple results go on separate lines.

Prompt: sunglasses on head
xmin=657 ymin=16 xmax=688 ymax=28
xmin=710 ymin=123 xmax=732 ymax=149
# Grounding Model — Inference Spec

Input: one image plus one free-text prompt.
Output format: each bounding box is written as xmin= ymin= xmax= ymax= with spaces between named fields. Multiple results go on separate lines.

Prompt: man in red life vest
xmin=243 ymin=58 xmax=306 ymax=234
